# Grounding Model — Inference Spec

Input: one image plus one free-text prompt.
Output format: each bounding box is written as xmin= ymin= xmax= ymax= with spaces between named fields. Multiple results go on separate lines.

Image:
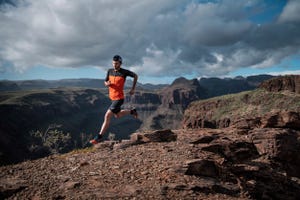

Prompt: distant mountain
xmin=0 ymin=79 xmax=168 ymax=91
xmin=246 ymin=74 xmax=275 ymax=87
xmin=125 ymin=79 xmax=168 ymax=91
xmin=199 ymin=74 xmax=274 ymax=98
xmin=16 ymin=79 xmax=105 ymax=90
xmin=0 ymin=81 xmax=20 ymax=91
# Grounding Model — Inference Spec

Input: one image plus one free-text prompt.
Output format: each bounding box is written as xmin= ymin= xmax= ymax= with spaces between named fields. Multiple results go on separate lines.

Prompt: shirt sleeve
xmin=105 ymin=69 xmax=110 ymax=81
xmin=124 ymin=69 xmax=136 ymax=78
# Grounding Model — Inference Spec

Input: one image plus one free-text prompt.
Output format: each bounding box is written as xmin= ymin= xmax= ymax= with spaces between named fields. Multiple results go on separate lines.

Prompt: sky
xmin=0 ymin=0 xmax=300 ymax=84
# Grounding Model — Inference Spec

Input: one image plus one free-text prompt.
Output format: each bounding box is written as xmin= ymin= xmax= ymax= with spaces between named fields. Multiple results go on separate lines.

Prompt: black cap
xmin=113 ymin=55 xmax=122 ymax=63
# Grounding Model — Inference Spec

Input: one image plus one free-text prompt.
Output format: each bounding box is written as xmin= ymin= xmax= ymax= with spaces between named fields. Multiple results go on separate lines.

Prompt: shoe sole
xmin=89 ymin=140 xmax=100 ymax=145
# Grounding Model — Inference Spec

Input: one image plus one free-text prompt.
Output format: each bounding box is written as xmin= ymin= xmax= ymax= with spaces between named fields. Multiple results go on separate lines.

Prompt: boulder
xmin=250 ymin=128 xmax=300 ymax=178
xmin=130 ymin=129 xmax=177 ymax=144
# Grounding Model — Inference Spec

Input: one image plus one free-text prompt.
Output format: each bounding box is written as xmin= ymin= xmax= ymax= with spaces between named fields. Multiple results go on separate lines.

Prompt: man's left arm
xmin=129 ymin=73 xmax=138 ymax=95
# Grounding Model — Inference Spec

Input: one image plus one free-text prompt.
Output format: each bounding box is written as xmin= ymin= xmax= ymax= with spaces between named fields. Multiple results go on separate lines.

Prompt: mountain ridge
xmin=0 ymin=74 xmax=274 ymax=93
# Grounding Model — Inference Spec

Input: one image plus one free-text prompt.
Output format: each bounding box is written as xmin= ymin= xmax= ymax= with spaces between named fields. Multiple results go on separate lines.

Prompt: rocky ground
xmin=1 ymin=128 xmax=300 ymax=200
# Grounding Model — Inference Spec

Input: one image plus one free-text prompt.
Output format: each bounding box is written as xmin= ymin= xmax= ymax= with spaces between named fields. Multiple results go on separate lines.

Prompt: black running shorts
xmin=109 ymin=99 xmax=124 ymax=114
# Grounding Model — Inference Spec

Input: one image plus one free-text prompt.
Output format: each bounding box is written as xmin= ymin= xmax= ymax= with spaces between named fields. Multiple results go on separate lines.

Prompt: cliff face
xmin=124 ymin=91 xmax=161 ymax=129
xmin=136 ymin=77 xmax=205 ymax=130
xmin=259 ymin=75 xmax=300 ymax=94
xmin=183 ymin=75 xmax=300 ymax=130
xmin=160 ymin=77 xmax=204 ymax=109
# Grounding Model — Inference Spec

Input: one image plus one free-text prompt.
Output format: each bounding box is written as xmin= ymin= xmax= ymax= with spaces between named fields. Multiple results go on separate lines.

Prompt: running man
xmin=90 ymin=55 xmax=138 ymax=144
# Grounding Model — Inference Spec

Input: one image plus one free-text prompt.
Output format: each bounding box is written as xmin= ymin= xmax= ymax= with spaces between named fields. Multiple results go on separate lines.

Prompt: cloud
xmin=268 ymin=70 xmax=300 ymax=76
xmin=0 ymin=0 xmax=300 ymax=78
xmin=278 ymin=0 xmax=300 ymax=23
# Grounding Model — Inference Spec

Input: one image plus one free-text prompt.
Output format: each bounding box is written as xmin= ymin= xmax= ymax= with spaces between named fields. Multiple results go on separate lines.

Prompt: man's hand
xmin=129 ymin=89 xmax=135 ymax=96
xmin=129 ymin=74 xmax=138 ymax=96
xmin=104 ymin=81 xmax=111 ymax=86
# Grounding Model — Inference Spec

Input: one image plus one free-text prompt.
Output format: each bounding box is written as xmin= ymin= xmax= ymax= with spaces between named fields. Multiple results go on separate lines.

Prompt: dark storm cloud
xmin=0 ymin=0 xmax=299 ymax=77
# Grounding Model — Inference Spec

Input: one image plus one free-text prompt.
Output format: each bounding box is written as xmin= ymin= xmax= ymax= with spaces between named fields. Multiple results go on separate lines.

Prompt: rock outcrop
xmin=259 ymin=75 xmax=300 ymax=94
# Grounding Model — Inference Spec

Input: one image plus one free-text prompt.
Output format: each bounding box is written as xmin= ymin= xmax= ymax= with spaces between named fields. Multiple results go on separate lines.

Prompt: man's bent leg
xmin=115 ymin=109 xmax=138 ymax=119
xmin=115 ymin=109 xmax=131 ymax=118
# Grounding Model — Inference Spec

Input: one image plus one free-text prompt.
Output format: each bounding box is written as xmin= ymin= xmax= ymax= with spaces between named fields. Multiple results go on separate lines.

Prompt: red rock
xmin=259 ymin=75 xmax=300 ymax=94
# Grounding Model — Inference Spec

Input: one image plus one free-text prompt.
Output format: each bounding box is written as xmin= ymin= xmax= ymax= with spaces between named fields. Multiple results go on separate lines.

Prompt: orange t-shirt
xmin=105 ymin=68 xmax=135 ymax=100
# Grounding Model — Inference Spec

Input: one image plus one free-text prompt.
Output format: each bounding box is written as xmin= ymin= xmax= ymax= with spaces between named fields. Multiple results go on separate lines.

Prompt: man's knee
xmin=105 ymin=110 xmax=113 ymax=119
xmin=114 ymin=112 xmax=121 ymax=118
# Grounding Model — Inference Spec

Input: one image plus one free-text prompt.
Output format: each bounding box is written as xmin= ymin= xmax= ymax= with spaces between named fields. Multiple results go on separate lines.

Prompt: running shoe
xmin=131 ymin=108 xmax=138 ymax=119
xmin=89 ymin=134 xmax=103 ymax=145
